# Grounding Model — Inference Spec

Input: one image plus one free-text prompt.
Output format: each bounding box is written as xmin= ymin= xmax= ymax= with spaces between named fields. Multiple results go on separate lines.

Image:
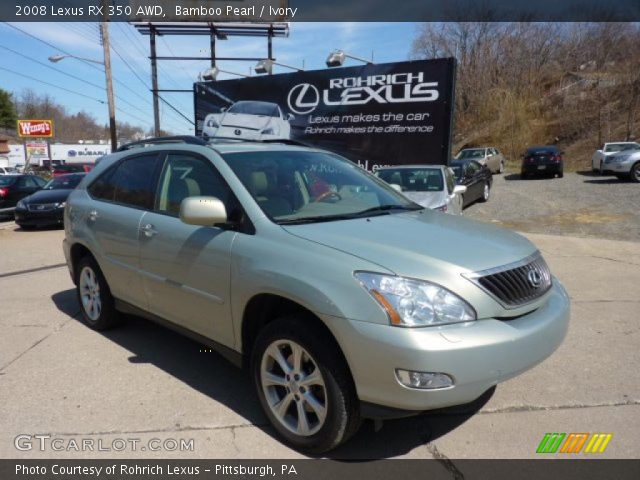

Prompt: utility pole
xmin=150 ymin=25 xmax=161 ymax=137
xmin=100 ymin=0 xmax=117 ymax=152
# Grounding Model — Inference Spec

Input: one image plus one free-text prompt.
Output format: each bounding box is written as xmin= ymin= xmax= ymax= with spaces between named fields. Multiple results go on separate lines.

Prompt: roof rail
xmin=116 ymin=136 xmax=208 ymax=152
xmin=207 ymin=136 xmax=311 ymax=148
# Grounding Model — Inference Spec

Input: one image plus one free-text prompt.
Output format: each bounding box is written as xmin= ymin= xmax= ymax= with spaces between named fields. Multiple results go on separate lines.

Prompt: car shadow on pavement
xmin=583 ymin=178 xmax=631 ymax=184
xmin=52 ymin=288 xmax=492 ymax=459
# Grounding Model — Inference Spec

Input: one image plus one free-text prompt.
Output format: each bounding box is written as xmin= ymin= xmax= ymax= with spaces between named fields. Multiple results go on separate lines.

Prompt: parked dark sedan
xmin=14 ymin=173 xmax=85 ymax=229
xmin=521 ymin=145 xmax=564 ymax=179
xmin=450 ymin=159 xmax=493 ymax=207
xmin=0 ymin=174 xmax=47 ymax=218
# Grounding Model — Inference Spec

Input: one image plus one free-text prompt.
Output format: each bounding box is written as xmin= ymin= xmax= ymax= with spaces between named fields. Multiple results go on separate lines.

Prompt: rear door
xmin=85 ymin=153 xmax=162 ymax=309
xmin=138 ymin=151 xmax=240 ymax=346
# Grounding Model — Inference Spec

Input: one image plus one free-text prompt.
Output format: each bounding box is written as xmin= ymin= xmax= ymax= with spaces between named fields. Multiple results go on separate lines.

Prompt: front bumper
xmin=14 ymin=207 xmax=64 ymax=226
xmin=602 ymin=160 xmax=633 ymax=174
xmin=322 ymin=279 xmax=570 ymax=413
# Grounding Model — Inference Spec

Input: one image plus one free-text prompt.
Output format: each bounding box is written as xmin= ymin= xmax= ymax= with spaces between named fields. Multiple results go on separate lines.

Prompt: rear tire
xmin=75 ymin=256 xmax=120 ymax=330
xmin=631 ymin=162 xmax=640 ymax=183
xmin=251 ymin=315 xmax=360 ymax=453
xmin=558 ymin=171 xmax=564 ymax=178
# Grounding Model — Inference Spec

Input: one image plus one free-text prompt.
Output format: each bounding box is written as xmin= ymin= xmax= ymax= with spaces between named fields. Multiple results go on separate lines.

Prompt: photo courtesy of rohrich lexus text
xmin=0 ymin=1 xmax=639 ymax=480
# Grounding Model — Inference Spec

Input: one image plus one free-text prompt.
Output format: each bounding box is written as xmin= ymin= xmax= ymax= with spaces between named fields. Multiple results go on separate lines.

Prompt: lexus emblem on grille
xmin=234 ymin=129 xmax=241 ymax=136
xmin=527 ymin=269 xmax=543 ymax=288
xmin=37 ymin=205 xmax=45 ymax=210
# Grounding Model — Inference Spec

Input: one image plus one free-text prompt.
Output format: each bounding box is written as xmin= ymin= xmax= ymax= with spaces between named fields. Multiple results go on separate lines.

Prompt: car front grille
xmin=28 ymin=203 xmax=56 ymax=212
xmin=464 ymin=252 xmax=552 ymax=308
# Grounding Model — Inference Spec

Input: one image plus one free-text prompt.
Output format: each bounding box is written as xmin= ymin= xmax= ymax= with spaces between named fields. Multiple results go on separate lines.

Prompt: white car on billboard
xmin=202 ymin=100 xmax=294 ymax=141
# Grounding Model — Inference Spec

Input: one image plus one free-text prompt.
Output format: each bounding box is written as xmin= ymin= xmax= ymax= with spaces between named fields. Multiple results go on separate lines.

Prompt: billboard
xmin=194 ymin=58 xmax=456 ymax=170
xmin=18 ymin=120 xmax=54 ymax=138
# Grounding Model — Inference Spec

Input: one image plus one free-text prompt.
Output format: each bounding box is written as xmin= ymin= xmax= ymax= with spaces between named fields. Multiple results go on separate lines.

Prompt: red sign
xmin=17 ymin=120 xmax=54 ymax=138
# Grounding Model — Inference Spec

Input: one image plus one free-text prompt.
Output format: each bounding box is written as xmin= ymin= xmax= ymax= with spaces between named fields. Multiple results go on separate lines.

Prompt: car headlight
xmin=206 ymin=118 xmax=219 ymax=128
xmin=354 ymin=272 xmax=476 ymax=327
xmin=610 ymin=154 xmax=630 ymax=163
xmin=261 ymin=127 xmax=275 ymax=135
xmin=55 ymin=202 xmax=66 ymax=209
xmin=16 ymin=200 xmax=26 ymax=209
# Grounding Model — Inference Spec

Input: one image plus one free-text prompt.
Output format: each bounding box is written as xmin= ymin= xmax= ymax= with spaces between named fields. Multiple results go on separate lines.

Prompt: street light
xmin=326 ymin=50 xmax=373 ymax=67
xmin=48 ymin=54 xmax=103 ymax=65
xmin=48 ymin=23 xmax=117 ymax=152
xmin=200 ymin=67 xmax=249 ymax=81
xmin=254 ymin=59 xmax=304 ymax=75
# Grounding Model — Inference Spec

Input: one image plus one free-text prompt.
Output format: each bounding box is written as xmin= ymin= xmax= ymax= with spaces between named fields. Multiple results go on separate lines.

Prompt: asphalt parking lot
xmin=1 ymin=174 xmax=639 ymax=460
xmin=465 ymin=171 xmax=640 ymax=242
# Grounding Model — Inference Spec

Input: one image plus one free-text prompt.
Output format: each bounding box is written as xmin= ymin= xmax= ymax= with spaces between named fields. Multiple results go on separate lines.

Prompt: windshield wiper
xmin=277 ymin=214 xmax=357 ymax=225
xmin=353 ymin=204 xmax=423 ymax=216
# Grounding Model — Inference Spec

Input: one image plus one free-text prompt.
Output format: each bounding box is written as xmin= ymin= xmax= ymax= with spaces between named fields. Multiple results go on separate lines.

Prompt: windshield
xmin=376 ymin=168 xmax=444 ymax=192
xmin=228 ymin=101 xmax=279 ymax=117
xmin=0 ymin=175 xmax=17 ymax=186
xmin=222 ymin=150 xmax=420 ymax=224
xmin=43 ymin=174 xmax=84 ymax=190
xmin=457 ymin=149 xmax=485 ymax=159
xmin=605 ymin=143 xmax=638 ymax=153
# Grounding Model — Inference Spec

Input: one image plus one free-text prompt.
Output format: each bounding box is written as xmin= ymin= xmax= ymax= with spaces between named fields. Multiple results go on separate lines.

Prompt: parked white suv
xmin=591 ymin=142 xmax=640 ymax=173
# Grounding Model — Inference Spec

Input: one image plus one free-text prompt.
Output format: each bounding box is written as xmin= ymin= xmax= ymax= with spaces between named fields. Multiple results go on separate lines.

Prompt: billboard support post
xmin=210 ymin=32 xmax=216 ymax=67
xmin=150 ymin=25 xmax=161 ymax=136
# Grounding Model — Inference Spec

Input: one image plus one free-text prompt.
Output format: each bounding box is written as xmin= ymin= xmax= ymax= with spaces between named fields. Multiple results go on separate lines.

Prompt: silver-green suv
xmin=63 ymin=138 xmax=569 ymax=453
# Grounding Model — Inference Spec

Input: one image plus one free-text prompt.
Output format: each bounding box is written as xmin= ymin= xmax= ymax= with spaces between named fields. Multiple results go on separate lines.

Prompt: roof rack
xmin=116 ymin=136 xmax=208 ymax=152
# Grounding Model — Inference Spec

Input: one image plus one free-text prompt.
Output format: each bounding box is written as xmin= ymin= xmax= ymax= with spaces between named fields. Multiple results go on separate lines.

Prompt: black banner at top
xmin=2 ymin=0 xmax=640 ymax=22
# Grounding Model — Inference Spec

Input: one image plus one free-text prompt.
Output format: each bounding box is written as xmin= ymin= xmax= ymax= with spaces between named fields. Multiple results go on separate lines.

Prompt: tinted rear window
xmin=88 ymin=155 xmax=159 ymax=209
xmin=0 ymin=176 xmax=17 ymax=186
xmin=526 ymin=147 xmax=557 ymax=155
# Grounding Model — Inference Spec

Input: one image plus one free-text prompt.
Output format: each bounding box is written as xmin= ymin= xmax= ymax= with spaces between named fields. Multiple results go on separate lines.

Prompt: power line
xmin=3 ymin=22 xmax=104 ymax=74
xmin=0 ymin=65 xmax=105 ymax=104
xmin=0 ymin=43 xmax=153 ymax=120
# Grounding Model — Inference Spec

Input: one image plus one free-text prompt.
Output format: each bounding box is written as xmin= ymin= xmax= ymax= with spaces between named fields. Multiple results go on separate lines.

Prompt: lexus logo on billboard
xmin=287 ymin=83 xmax=320 ymax=115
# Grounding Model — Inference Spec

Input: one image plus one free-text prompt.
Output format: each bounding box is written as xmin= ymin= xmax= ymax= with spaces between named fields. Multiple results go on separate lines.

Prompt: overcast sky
xmin=1 ymin=22 xmax=418 ymax=135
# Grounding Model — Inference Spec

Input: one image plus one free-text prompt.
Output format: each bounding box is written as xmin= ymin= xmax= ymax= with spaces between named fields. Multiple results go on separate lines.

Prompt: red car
xmin=52 ymin=164 xmax=94 ymax=177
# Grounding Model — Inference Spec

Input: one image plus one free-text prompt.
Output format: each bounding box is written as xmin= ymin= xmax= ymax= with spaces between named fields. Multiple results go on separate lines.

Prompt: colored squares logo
xmin=537 ymin=433 xmax=612 ymax=454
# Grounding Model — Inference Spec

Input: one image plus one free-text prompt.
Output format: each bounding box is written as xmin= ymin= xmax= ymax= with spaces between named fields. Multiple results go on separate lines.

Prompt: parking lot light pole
xmin=326 ymin=50 xmax=374 ymax=67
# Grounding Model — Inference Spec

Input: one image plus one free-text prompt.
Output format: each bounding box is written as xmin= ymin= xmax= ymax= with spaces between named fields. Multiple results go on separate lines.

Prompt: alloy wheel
xmin=79 ymin=266 xmax=102 ymax=321
xmin=633 ymin=164 xmax=640 ymax=182
xmin=483 ymin=183 xmax=490 ymax=200
xmin=260 ymin=340 xmax=327 ymax=437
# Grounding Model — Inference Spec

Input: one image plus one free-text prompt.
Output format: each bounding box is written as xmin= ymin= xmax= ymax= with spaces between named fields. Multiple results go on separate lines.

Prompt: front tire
xmin=480 ymin=182 xmax=490 ymax=202
xmin=251 ymin=315 xmax=360 ymax=453
xmin=75 ymin=256 xmax=120 ymax=330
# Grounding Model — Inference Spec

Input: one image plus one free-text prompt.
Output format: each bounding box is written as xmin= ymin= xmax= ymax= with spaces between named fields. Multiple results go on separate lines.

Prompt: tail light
xmin=551 ymin=154 xmax=561 ymax=163
xmin=0 ymin=187 xmax=8 ymax=198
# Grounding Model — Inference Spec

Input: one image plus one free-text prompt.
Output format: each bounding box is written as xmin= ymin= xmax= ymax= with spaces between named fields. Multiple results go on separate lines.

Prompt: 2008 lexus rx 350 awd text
xmin=62 ymin=138 xmax=570 ymax=453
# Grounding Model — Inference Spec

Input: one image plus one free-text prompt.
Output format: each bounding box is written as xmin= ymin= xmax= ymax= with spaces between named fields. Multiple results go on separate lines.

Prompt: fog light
xmin=395 ymin=369 xmax=454 ymax=389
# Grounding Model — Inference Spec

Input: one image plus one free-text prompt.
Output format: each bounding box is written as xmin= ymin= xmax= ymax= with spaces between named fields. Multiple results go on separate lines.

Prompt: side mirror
xmin=220 ymin=107 xmax=227 ymax=112
xmin=286 ymin=113 xmax=295 ymax=121
xmin=179 ymin=196 xmax=227 ymax=227
xmin=453 ymin=185 xmax=467 ymax=195
xmin=389 ymin=183 xmax=403 ymax=192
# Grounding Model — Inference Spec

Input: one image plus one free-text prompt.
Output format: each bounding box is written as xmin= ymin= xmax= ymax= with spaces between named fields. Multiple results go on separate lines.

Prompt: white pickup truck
xmin=592 ymin=142 xmax=640 ymax=172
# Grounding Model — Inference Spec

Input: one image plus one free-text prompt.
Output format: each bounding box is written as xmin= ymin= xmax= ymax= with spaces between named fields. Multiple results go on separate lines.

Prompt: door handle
xmin=88 ymin=209 xmax=99 ymax=222
xmin=141 ymin=223 xmax=158 ymax=237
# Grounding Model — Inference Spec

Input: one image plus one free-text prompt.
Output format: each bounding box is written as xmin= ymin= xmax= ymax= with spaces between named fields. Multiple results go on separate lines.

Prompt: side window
xmin=88 ymin=154 xmax=159 ymax=209
xmin=33 ymin=177 xmax=47 ymax=187
xmin=18 ymin=177 xmax=37 ymax=188
xmin=444 ymin=168 xmax=455 ymax=194
xmin=156 ymin=153 xmax=239 ymax=218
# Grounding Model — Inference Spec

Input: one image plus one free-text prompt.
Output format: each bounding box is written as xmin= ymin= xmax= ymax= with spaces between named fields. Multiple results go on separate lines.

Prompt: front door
xmin=139 ymin=152 xmax=239 ymax=346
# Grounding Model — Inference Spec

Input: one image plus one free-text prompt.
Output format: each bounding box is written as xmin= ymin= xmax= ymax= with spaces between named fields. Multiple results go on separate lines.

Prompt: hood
xmin=402 ymin=191 xmax=445 ymax=210
xmin=282 ymin=210 xmax=537 ymax=278
xmin=23 ymin=189 xmax=72 ymax=204
xmin=221 ymin=112 xmax=272 ymax=130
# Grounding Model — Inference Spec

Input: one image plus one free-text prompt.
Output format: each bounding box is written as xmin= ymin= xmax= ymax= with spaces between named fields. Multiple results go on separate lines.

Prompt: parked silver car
xmin=374 ymin=165 xmax=466 ymax=214
xmin=456 ymin=147 xmax=506 ymax=174
xmin=601 ymin=149 xmax=640 ymax=182
xmin=591 ymin=142 xmax=640 ymax=173
xmin=63 ymin=137 xmax=569 ymax=453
